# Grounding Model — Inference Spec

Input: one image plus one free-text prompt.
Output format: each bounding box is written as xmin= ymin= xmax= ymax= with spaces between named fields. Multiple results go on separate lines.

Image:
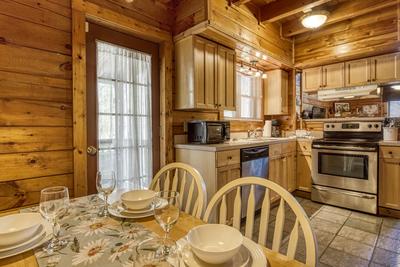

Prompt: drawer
xmin=380 ymin=146 xmax=400 ymax=160
xmin=217 ymin=150 xmax=240 ymax=167
xmin=269 ymin=143 xmax=282 ymax=157
xmin=282 ymin=141 xmax=296 ymax=154
xmin=297 ymin=140 xmax=312 ymax=154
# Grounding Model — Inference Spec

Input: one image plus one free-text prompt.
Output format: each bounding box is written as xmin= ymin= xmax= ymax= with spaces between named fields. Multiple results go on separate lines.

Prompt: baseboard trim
xmin=379 ymin=206 xmax=400 ymax=219
xmin=294 ymin=190 xmax=311 ymax=199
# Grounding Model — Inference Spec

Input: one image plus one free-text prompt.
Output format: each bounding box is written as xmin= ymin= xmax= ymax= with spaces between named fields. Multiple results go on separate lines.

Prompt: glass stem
xmin=104 ymin=194 xmax=108 ymax=216
xmin=51 ymin=218 xmax=59 ymax=242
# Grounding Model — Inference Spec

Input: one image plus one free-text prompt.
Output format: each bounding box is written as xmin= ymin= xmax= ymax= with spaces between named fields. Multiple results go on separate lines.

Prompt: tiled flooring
xmin=243 ymin=197 xmax=400 ymax=267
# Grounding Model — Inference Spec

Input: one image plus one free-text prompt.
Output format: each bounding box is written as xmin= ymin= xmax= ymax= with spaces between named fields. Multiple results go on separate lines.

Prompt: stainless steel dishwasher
xmin=240 ymin=146 xmax=269 ymax=217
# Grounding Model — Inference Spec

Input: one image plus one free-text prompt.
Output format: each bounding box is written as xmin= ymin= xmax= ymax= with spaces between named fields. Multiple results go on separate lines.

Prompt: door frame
xmin=72 ymin=0 xmax=173 ymax=196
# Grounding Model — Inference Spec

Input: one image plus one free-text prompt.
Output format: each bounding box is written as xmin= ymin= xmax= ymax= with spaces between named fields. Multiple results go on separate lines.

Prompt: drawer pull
xmin=389 ymin=151 xmax=393 ymax=155
xmin=228 ymin=156 xmax=233 ymax=160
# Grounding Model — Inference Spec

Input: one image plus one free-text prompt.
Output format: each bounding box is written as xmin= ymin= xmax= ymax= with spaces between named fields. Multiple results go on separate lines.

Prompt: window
xmin=97 ymin=41 xmax=153 ymax=189
xmin=224 ymin=72 xmax=263 ymax=120
xmin=389 ymin=101 xmax=400 ymax=117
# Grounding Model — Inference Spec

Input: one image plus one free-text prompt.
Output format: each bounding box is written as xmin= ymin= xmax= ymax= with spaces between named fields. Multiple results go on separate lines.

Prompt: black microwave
xmin=187 ymin=121 xmax=230 ymax=144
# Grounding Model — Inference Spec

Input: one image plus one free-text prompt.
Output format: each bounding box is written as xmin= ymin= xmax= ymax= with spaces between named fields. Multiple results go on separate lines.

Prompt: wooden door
xmin=194 ymin=36 xmax=218 ymax=109
xmin=296 ymin=154 xmax=312 ymax=192
xmin=322 ymin=63 xmax=344 ymax=89
xmin=217 ymin=163 xmax=241 ymax=224
xmin=86 ymin=23 xmax=160 ymax=194
xmin=345 ymin=58 xmax=371 ymax=86
xmin=217 ymin=46 xmax=236 ymax=111
xmin=379 ymin=158 xmax=400 ymax=210
xmin=370 ymin=53 xmax=400 ymax=83
xmin=302 ymin=67 xmax=322 ymax=92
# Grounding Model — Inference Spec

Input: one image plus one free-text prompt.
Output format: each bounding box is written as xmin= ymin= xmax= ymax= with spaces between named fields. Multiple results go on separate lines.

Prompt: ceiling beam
xmin=282 ymin=0 xmax=398 ymax=37
xmin=260 ymin=0 xmax=332 ymax=23
xmin=231 ymin=0 xmax=253 ymax=5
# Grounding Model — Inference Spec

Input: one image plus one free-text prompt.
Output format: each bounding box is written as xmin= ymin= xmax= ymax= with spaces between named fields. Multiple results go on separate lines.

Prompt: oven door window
xmin=318 ymin=152 xmax=368 ymax=180
xmin=207 ymin=125 xmax=223 ymax=141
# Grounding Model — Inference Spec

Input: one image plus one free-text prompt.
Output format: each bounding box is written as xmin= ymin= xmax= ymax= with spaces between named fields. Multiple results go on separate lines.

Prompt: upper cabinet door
xmin=302 ymin=67 xmax=322 ymax=92
xmin=322 ymin=63 xmax=344 ymax=89
xmin=345 ymin=58 xmax=371 ymax=87
xmin=217 ymin=46 xmax=236 ymax=111
xmin=194 ymin=36 xmax=218 ymax=109
xmin=370 ymin=53 xmax=400 ymax=83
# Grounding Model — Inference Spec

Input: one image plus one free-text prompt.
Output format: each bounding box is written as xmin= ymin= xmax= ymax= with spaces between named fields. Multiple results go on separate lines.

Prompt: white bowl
xmin=120 ymin=190 xmax=156 ymax=210
xmin=0 ymin=213 xmax=42 ymax=247
xmin=187 ymin=224 xmax=243 ymax=264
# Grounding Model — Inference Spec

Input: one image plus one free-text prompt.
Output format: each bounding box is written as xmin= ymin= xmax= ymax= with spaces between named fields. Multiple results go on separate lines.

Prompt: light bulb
xmin=262 ymin=73 xmax=267 ymax=79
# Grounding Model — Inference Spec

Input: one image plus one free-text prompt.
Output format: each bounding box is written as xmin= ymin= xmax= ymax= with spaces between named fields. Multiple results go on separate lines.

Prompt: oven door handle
xmin=312 ymin=144 xmax=377 ymax=152
xmin=312 ymin=185 xmax=376 ymax=199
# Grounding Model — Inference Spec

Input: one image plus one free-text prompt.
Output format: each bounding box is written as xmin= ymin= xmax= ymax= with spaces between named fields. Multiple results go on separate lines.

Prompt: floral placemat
xmin=23 ymin=195 xmax=158 ymax=267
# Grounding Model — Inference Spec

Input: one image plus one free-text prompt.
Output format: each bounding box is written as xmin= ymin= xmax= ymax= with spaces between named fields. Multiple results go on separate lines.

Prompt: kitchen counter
xmin=303 ymin=117 xmax=385 ymax=122
xmin=175 ymin=137 xmax=300 ymax=151
xmin=380 ymin=141 xmax=400 ymax=147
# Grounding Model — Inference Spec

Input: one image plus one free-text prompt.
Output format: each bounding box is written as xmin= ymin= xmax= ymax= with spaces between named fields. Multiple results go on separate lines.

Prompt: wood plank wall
xmin=294 ymin=5 xmax=400 ymax=68
xmin=0 ymin=0 xmax=73 ymax=210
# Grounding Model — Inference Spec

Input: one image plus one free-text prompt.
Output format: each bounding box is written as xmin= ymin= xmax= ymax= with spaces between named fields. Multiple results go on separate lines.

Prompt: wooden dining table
xmin=0 ymin=196 xmax=306 ymax=267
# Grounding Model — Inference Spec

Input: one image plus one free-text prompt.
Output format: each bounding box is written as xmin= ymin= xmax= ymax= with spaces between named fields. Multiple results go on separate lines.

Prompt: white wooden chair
xmin=150 ymin=162 xmax=207 ymax=218
xmin=203 ymin=177 xmax=317 ymax=267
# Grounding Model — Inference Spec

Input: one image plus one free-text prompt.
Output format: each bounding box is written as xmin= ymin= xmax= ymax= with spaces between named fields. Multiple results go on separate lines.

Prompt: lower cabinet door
xmin=216 ymin=163 xmax=241 ymax=224
xmin=296 ymin=154 xmax=312 ymax=192
xmin=379 ymin=158 xmax=400 ymax=209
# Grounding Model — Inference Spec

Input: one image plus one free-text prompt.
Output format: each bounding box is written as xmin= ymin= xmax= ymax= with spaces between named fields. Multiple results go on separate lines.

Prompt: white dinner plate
xmin=0 ymin=218 xmax=52 ymax=259
xmin=109 ymin=199 xmax=168 ymax=219
xmin=177 ymin=236 xmax=267 ymax=267
xmin=0 ymin=224 xmax=45 ymax=253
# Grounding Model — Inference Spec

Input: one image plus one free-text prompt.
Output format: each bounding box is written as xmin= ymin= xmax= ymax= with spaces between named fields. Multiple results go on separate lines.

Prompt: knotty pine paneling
xmin=295 ymin=6 xmax=400 ymax=68
xmin=0 ymin=127 xmax=73 ymax=154
xmin=0 ymin=174 xmax=73 ymax=210
xmin=0 ymin=0 xmax=71 ymax=32
xmin=0 ymin=151 xmax=73 ymax=182
xmin=0 ymin=99 xmax=72 ymax=127
xmin=0 ymin=0 xmax=73 ymax=211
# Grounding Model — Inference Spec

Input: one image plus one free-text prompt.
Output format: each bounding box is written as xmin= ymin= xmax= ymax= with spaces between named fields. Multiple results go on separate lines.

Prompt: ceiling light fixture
xmin=262 ymin=73 xmax=267 ymax=79
xmin=301 ymin=10 xmax=329 ymax=29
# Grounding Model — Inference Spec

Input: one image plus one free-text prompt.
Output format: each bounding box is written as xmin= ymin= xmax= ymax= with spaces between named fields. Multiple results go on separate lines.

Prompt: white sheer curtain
xmin=96 ymin=40 xmax=153 ymax=189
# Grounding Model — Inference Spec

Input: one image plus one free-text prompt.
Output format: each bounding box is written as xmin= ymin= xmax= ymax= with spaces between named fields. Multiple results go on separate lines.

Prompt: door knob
xmin=87 ymin=146 xmax=97 ymax=156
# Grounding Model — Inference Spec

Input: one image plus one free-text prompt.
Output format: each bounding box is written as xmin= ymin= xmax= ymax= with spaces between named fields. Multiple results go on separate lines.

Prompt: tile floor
xmin=243 ymin=197 xmax=400 ymax=267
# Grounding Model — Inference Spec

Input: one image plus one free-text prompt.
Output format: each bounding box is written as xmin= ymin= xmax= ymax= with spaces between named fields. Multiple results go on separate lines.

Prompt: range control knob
xmin=326 ymin=125 xmax=330 ymax=128
xmin=368 ymin=124 xmax=372 ymax=128
xmin=374 ymin=124 xmax=379 ymax=128
xmin=331 ymin=124 xmax=335 ymax=128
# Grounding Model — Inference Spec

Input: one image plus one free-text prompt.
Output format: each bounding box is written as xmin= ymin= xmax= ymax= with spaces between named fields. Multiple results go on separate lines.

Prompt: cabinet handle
xmin=389 ymin=151 xmax=393 ymax=155
xmin=227 ymin=156 xmax=233 ymax=160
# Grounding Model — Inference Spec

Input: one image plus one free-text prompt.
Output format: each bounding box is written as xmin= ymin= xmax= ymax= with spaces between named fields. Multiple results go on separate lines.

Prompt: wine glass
xmin=39 ymin=186 xmax=69 ymax=253
xmin=153 ymin=191 xmax=180 ymax=258
xmin=96 ymin=170 xmax=116 ymax=217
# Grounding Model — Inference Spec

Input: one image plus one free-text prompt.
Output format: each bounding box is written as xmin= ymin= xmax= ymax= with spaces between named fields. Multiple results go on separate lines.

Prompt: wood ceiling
xmin=231 ymin=0 xmax=398 ymax=38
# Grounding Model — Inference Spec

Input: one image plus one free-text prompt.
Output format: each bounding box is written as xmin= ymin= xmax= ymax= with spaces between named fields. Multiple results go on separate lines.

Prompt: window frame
xmin=224 ymin=71 xmax=264 ymax=121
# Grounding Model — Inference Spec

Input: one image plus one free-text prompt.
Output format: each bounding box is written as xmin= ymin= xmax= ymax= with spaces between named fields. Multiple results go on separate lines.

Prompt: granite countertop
xmin=303 ymin=117 xmax=385 ymax=122
xmin=175 ymin=136 xmax=307 ymax=152
xmin=379 ymin=141 xmax=400 ymax=147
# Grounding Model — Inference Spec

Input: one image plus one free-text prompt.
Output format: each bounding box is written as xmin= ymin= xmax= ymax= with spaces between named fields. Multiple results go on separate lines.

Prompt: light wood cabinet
xmin=370 ymin=53 xmax=400 ymax=83
xmin=264 ymin=69 xmax=288 ymax=115
xmin=302 ymin=66 xmax=322 ymax=92
xmin=379 ymin=146 xmax=400 ymax=210
xmin=175 ymin=35 xmax=236 ymax=110
xmin=345 ymin=58 xmax=371 ymax=86
xmin=268 ymin=142 xmax=296 ymax=200
xmin=296 ymin=140 xmax=312 ymax=192
xmin=217 ymin=46 xmax=236 ymax=111
xmin=217 ymin=163 xmax=241 ymax=224
xmin=322 ymin=63 xmax=344 ymax=89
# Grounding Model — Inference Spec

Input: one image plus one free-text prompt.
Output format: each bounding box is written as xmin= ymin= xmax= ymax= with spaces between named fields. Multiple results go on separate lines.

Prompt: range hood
xmin=317 ymin=84 xmax=381 ymax=101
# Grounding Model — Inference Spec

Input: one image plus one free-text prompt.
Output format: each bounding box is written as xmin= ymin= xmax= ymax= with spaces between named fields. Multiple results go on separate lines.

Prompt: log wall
xmin=0 ymin=0 xmax=73 ymax=210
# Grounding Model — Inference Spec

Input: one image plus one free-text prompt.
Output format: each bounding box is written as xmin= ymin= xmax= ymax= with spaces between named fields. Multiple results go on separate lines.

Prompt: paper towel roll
xmin=263 ymin=120 xmax=272 ymax=137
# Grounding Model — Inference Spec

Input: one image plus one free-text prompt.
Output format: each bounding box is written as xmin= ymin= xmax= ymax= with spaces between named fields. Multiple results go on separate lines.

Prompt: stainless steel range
xmin=311 ymin=121 xmax=383 ymax=214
